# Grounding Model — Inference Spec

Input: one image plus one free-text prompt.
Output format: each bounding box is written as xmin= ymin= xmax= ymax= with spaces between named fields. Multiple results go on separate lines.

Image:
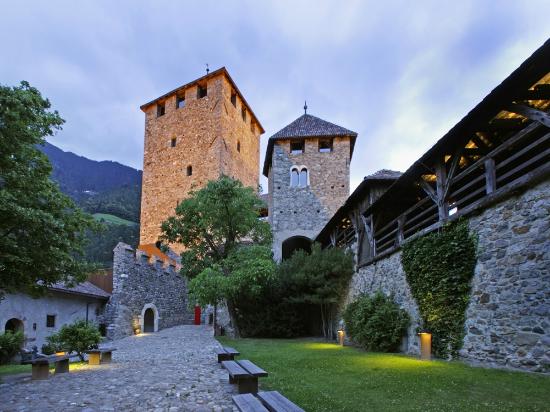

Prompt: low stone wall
xmin=103 ymin=242 xmax=191 ymax=340
xmin=345 ymin=179 xmax=550 ymax=372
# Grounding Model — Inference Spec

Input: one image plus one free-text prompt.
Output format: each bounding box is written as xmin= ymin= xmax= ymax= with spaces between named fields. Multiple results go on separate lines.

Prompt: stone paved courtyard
xmin=0 ymin=325 xmax=238 ymax=412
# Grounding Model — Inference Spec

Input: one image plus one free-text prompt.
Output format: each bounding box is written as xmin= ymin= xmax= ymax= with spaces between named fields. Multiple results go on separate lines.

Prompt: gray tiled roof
xmin=364 ymin=169 xmax=402 ymax=181
xmin=271 ymin=114 xmax=357 ymax=139
xmin=49 ymin=281 xmax=111 ymax=300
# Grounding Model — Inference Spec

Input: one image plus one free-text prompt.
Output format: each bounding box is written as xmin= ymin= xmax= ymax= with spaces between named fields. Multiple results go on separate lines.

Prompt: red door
xmin=194 ymin=305 xmax=201 ymax=325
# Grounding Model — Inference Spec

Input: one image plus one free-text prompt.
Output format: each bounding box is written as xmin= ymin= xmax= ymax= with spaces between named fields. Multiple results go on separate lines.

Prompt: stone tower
xmin=263 ymin=113 xmax=357 ymax=260
xmin=139 ymin=68 xmax=264 ymax=252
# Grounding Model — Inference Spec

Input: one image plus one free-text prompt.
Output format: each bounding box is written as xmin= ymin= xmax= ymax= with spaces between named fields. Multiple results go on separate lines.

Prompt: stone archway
xmin=140 ymin=303 xmax=159 ymax=333
xmin=5 ymin=318 xmax=24 ymax=334
xmin=281 ymin=236 xmax=312 ymax=260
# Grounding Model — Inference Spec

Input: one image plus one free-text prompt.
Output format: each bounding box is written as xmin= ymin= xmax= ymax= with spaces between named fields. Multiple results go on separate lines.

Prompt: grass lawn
xmin=218 ymin=337 xmax=550 ymax=412
xmin=93 ymin=213 xmax=137 ymax=226
xmin=0 ymin=361 xmax=87 ymax=377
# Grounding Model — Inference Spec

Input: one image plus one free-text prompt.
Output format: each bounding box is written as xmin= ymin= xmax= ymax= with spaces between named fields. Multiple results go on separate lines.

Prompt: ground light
xmin=419 ymin=332 xmax=432 ymax=360
xmin=337 ymin=329 xmax=345 ymax=346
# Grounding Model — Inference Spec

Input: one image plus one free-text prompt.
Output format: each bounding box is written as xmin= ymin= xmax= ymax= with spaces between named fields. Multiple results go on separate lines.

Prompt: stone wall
xmin=346 ymin=179 xmax=550 ymax=372
xmin=104 ymin=243 xmax=192 ymax=340
xmin=140 ymin=71 xmax=261 ymax=251
xmin=269 ymin=137 xmax=351 ymax=260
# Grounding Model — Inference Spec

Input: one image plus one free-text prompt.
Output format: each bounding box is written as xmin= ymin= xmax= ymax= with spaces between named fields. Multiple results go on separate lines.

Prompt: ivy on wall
xmin=401 ymin=220 xmax=477 ymax=359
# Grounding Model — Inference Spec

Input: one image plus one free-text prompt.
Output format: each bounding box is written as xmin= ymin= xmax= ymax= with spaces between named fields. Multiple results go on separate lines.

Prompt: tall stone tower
xmin=139 ymin=68 xmax=264 ymax=253
xmin=263 ymin=112 xmax=357 ymax=260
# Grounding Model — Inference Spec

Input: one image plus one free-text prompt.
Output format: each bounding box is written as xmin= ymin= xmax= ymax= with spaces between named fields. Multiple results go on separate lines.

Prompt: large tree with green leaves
xmin=0 ymin=81 xmax=97 ymax=297
xmin=161 ymin=176 xmax=273 ymax=335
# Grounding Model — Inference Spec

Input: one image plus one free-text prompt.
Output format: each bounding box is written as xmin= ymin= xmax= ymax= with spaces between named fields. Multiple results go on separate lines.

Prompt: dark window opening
xmin=157 ymin=103 xmax=165 ymax=117
xmin=197 ymin=84 xmax=207 ymax=98
xmin=237 ymin=141 xmax=241 ymax=152
xmin=231 ymin=91 xmax=237 ymax=107
xmin=46 ymin=315 xmax=56 ymax=328
xmin=176 ymin=95 xmax=185 ymax=109
xmin=171 ymin=138 xmax=177 ymax=147
xmin=299 ymin=168 xmax=308 ymax=187
xmin=290 ymin=141 xmax=304 ymax=154
xmin=241 ymin=107 xmax=247 ymax=122
xmin=319 ymin=138 xmax=333 ymax=153
xmin=186 ymin=165 xmax=193 ymax=176
xmin=250 ymin=122 xmax=255 ymax=133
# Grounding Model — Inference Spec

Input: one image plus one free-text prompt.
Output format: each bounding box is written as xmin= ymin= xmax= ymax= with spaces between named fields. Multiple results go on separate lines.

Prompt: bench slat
xmin=223 ymin=346 xmax=240 ymax=355
xmin=238 ymin=360 xmax=268 ymax=377
xmin=233 ymin=394 xmax=269 ymax=412
xmin=257 ymin=391 xmax=304 ymax=412
xmin=222 ymin=360 xmax=250 ymax=378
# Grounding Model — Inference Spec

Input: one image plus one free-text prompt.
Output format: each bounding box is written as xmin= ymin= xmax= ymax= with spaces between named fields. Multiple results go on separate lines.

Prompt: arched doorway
xmin=140 ymin=303 xmax=159 ymax=333
xmin=143 ymin=309 xmax=155 ymax=332
xmin=282 ymin=236 xmax=312 ymax=260
xmin=5 ymin=318 xmax=24 ymax=334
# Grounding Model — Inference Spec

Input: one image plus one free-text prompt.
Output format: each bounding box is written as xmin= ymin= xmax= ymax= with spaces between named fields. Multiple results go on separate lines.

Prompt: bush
xmin=42 ymin=333 xmax=64 ymax=355
xmin=343 ymin=292 xmax=410 ymax=352
xmin=0 ymin=331 xmax=24 ymax=364
xmin=50 ymin=320 xmax=102 ymax=360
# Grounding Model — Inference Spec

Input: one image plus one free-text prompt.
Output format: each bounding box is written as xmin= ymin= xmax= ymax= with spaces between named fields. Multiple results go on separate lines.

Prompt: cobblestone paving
xmin=0 ymin=325 xmax=238 ymax=412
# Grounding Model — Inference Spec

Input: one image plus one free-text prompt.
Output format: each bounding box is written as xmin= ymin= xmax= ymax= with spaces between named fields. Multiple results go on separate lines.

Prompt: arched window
xmin=299 ymin=168 xmax=308 ymax=187
xmin=290 ymin=167 xmax=299 ymax=187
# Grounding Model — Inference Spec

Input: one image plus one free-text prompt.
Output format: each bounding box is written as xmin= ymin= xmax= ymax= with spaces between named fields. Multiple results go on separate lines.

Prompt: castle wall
xmin=269 ymin=137 xmax=350 ymax=260
xmin=139 ymin=73 xmax=261 ymax=251
xmin=104 ymin=243 xmax=191 ymax=340
xmin=345 ymin=179 xmax=550 ymax=372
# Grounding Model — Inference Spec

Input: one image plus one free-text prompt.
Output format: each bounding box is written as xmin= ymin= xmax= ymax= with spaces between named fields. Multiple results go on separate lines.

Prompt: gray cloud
xmin=2 ymin=0 xmax=549 ymax=192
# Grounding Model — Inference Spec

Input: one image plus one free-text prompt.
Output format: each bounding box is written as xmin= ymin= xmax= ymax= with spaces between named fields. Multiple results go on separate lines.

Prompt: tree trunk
xmin=213 ymin=303 xmax=218 ymax=336
xmin=226 ymin=300 xmax=241 ymax=338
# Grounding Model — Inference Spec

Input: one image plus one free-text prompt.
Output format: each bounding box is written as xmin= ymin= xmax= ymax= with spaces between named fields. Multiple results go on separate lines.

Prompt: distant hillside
xmin=39 ymin=142 xmax=142 ymax=202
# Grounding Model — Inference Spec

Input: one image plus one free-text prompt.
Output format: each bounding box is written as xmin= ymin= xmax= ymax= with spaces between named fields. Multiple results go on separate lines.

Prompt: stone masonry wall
xmin=345 ymin=179 xmax=550 ymax=372
xmin=269 ymin=137 xmax=351 ymax=260
xmin=104 ymin=243 xmax=191 ymax=340
xmin=140 ymin=71 xmax=261 ymax=251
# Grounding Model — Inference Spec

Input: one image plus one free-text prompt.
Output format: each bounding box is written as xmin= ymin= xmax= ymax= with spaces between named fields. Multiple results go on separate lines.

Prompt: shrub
xmin=53 ymin=320 xmax=102 ymax=360
xmin=343 ymin=292 xmax=410 ymax=352
xmin=42 ymin=333 xmax=64 ymax=355
xmin=0 ymin=331 xmax=24 ymax=364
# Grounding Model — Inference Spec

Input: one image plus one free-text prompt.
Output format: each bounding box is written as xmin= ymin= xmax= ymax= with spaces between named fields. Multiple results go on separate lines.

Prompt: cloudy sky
xmin=2 ymin=1 xmax=549 ymax=191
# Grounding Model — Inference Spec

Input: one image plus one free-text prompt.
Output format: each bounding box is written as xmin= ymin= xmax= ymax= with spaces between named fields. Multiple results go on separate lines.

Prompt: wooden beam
xmin=435 ymin=160 xmax=449 ymax=220
xmin=397 ymin=216 xmax=405 ymax=245
xmin=515 ymin=84 xmax=550 ymax=101
xmin=418 ymin=179 xmax=438 ymax=203
xmin=506 ymin=103 xmax=550 ymax=128
xmin=484 ymin=158 xmax=496 ymax=194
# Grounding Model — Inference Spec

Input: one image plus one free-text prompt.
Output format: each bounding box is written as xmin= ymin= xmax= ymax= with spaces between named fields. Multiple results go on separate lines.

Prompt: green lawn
xmin=0 ymin=361 xmax=87 ymax=377
xmin=217 ymin=337 xmax=550 ymax=412
xmin=93 ymin=213 xmax=137 ymax=226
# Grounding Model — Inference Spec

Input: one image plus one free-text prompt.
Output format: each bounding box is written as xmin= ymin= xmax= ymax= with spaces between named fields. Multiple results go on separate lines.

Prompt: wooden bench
xmin=22 ymin=354 xmax=77 ymax=380
xmin=232 ymin=391 xmax=304 ymax=412
xmin=86 ymin=347 xmax=117 ymax=365
xmin=215 ymin=346 xmax=240 ymax=363
xmin=222 ymin=359 xmax=268 ymax=394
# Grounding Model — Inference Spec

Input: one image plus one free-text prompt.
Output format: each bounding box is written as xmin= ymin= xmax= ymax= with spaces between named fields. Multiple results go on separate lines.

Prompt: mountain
xmin=39 ymin=142 xmax=142 ymax=201
xmin=40 ymin=142 xmax=142 ymax=268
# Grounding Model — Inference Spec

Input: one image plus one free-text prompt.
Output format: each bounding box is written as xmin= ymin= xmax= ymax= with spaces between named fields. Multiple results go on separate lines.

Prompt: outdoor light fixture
xmin=418 ymin=332 xmax=432 ymax=360
xmin=337 ymin=329 xmax=345 ymax=346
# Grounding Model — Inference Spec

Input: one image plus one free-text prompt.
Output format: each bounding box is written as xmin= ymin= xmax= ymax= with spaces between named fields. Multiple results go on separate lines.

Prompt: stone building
xmin=139 ymin=68 xmax=264 ymax=252
xmin=0 ymin=282 xmax=110 ymax=350
xmin=263 ymin=112 xmax=358 ymax=260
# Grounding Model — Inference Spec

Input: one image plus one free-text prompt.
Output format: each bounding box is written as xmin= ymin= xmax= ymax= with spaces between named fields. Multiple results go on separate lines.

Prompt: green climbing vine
xmin=401 ymin=220 xmax=477 ymax=359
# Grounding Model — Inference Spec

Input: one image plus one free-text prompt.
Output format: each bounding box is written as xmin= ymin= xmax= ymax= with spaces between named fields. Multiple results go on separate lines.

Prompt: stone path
xmin=0 ymin=325 xmax=238 ymax=411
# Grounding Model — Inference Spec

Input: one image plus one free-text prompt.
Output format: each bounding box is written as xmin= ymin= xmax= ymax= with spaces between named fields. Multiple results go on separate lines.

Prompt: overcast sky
xmin=2 ymin=1 xmax=549 ymax=191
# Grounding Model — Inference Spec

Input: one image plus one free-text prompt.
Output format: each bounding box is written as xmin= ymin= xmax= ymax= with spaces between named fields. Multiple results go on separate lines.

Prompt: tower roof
xmin=263 ymin=113 xmax=358 ymax=176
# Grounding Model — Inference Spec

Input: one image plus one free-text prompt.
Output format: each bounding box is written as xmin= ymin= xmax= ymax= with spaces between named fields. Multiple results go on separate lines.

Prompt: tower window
xmin=299 ymin=168 xmax=308 ymax=187
xmin=157 ymin=103 xmax=165 ymax=117
xmin=290 ymin=167 xmax=299 ymax=187
xmin=319 ymin=138 xmax=333 ymax=153
xmin=176 ymin=95 xmax=185 ymax=109
xmin=186 ymin=165 xmax=193 ymax=176
xmin=237 ymin=141 xmax=241 ymax=152
xmin=46 ymin=315 xmax=56 ymax=328
xmin=197 ymin=84 xmax=207 ymax=98
xmin=250 ymin=122 xmax=255 ymax=133
xmin=290 ymin=141 xmax=304 ymax=154
xmin=231 ymin=91 xmax=237 ymax=107
xmin=241 ymin=107 xmax=247 ymax=122
xmin=171 ymin=138 xmax=177 ymax=147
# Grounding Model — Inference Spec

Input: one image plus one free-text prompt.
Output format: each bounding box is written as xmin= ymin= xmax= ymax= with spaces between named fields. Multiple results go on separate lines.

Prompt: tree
xmin=278 ymin=243 xmax=354 ymax=339
xmin=52 ymin=320 xmax=102 ymax=361
xmin=0 ymin=81 xmax=97 ymax=297
xmin=161 ymin=176 xmax=272 ymax=335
